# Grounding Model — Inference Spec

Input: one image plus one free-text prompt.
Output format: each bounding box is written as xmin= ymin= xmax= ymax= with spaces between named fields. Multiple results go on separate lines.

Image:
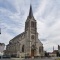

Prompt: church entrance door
xmin=31 ymin=50 xmax=34 ymax=57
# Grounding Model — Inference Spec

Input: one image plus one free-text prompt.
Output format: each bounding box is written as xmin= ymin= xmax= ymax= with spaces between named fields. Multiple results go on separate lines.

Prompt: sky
xmin=0 ymin=0 xmax=60 ymax=52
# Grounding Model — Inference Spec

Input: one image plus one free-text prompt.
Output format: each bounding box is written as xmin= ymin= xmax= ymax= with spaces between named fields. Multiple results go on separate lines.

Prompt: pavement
xmin=24 ymin=57 xmax=56 ymax=60
xmin=0 ymin=57 xmax=59 ymax=60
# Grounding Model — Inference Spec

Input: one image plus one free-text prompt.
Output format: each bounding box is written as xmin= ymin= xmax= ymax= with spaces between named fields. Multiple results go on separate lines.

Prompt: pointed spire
xmin=28 ymin=4 xmax=33 ymax=18
xmin=53 ymin=46 xmax=54 ymax=51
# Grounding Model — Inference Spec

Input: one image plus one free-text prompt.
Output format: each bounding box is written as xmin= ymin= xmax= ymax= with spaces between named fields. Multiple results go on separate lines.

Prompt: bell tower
xmin=25 ymin=5 xmax=37 ymax=32
xmin=25 ymin=5 xmax=38 ymax=57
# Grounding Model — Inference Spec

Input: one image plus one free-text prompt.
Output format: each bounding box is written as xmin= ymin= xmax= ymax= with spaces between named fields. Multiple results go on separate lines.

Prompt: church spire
xmin=28 ymin=5 xmax=33 ymax=18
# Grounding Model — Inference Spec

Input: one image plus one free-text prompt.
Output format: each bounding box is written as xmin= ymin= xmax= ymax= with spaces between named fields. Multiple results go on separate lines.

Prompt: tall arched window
xmin=39 ymin=47 xmax=41 ymax=53
xmin=39 ymin=46 xmax=43 ymax=53
xmin=22 ymin=45 xmax=24 ymax=52
xmin=31 ymin=21 xmax=35 ymax=27
xmin=31 ymin=35 xmax=34 ymax=39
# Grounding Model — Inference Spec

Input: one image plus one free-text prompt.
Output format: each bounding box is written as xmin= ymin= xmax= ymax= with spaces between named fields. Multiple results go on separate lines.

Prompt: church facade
xmin=5 ymin=5 xmax=44 ymax=58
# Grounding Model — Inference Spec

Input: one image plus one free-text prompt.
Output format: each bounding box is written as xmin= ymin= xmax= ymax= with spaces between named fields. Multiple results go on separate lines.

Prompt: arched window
xmin=31 ymin=21 xmax=35 ymax=27
xmin=41 ymin=46 xmax=43 ymax=52
xmin=31 ymin=35 xmax=34 ymax=39
xmin=22 ymin=45 xmax=24 ymax=52
xmin=39 ymin=46 xmax=43 ymax=53
xmin=39 ymin=47 xmax=41 ymax=53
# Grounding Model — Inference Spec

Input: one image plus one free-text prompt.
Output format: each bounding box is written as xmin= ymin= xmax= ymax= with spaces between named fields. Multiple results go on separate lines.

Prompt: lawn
xmin=56 ymin=58 xmax=60 ymax=60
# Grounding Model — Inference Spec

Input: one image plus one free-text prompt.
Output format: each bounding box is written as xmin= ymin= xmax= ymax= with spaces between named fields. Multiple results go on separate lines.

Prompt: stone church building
xmin=5 ymin=5 xmax=44 ymax=58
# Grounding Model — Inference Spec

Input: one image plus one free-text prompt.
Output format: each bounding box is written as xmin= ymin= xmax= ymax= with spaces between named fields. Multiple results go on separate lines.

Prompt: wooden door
xmin=31 ymin=50 xmax=34 ymax=57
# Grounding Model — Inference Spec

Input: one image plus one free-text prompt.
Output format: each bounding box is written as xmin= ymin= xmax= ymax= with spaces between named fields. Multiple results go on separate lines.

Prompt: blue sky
xmin=0 ymin=0 xmax=60 ymax=52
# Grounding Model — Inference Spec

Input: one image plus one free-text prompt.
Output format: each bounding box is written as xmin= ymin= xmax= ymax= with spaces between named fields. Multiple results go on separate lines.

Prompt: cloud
xmin=0 ymin=0 xmax=60 ymax=52
xmin=0 ymin=0 xmax=27 ymax=44
xmin=34 ymin=0 xmax=48 ymax=19
xmin=34 ymin=0 xmax=60 ymax=52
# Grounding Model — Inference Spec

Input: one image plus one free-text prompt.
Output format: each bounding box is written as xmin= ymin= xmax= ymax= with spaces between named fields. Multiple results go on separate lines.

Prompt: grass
xmin=56 ymin=58 xmax=60 ymax=60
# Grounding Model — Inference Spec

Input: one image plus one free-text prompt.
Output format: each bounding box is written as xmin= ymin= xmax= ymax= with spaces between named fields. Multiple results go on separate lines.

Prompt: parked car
xmin=2 ymin=55 xmax=11 ymax=58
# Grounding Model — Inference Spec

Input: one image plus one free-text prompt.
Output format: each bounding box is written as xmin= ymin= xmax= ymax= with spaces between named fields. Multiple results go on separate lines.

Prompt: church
xmin=5 ymin=5 xmax=44 ymax=58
